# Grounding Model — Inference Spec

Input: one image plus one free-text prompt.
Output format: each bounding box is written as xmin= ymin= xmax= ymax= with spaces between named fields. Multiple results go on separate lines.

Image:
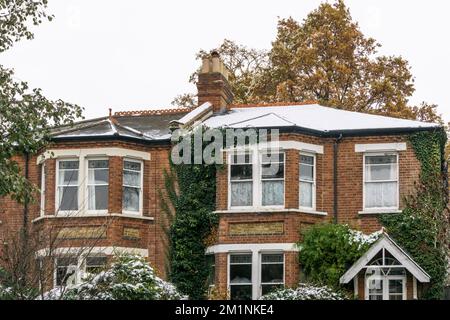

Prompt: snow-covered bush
xmin=260 ymin=283 xmax=346 ymax=300
xmin=43 ymin=253 xmax=185 ymax=300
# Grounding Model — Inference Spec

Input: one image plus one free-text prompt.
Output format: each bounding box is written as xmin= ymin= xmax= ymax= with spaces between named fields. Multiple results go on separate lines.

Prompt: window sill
xmin=215 ymin=208 xmax=327 ymax=216
xmin=358 ymin=209 xmax=402 ymax=215
xmin=33 ymin=213 xmax=154 ymax=223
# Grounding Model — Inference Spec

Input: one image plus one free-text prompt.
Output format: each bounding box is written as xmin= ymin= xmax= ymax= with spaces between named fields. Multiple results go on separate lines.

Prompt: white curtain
xmin=300 ymin=181 xmax=313 ymax=208
xmin=262 ymin=181 xmax=284 ymax=206
xmin=231 ymin=181 xmax=253 ymax=206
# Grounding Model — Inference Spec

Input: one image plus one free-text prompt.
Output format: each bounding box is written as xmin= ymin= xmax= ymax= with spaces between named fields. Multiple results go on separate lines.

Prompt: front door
xmin=366 ymin=276 xmax=406 ymax=300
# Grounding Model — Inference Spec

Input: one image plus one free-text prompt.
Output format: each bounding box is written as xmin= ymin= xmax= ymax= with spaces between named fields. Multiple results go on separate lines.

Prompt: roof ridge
xmin=114 ymin=107 xmax=194 ymax=117
xmin=230 ymin=100 xmax=318 ymax=108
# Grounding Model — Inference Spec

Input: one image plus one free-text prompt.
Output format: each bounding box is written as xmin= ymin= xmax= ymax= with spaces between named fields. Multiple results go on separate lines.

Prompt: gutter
xmin=333 ymin=134 xmax=343 ymax=224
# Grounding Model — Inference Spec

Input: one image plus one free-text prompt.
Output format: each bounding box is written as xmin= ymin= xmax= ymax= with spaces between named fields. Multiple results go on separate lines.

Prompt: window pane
xmin=56 ymin=257 xmax=77 ymax=286
xmin=262 ymin=284 xmax=283 ymax=296
xmin=230 ymin=285 xmax=252 ymax=300
xmin=300 ymin=164 xmax=314 ymax=181
xmin=124 ymin=161 xmax=141 ymax=171
xmin=88 ymin=160 xmax=108 ymax=169
xmin=230 ymin=164 xmax=253 ymax=180
xmin=300 ymin=181 xmax=313 ymax=207
xmin=86 ymin=256 xmax=107 ymax=274
xmin=230 ymin=181 xmax=252 ymax=207
xmin=59 ymin=161 xmax=79 ymax=170
xmin=261 ymin=264 xmax=283 ymax=283
xmin=262 ymin=181 xmax=284 ymax=206
xmin=366 ymin=155 xmax=396 ymax=165
xmin=123 ymin=186 xmax=140 ymax=212
xmin=389 ymin=279 xmax=403 ymax=294
xmin=366 ymin=164 xmax=397 ymax=181
xmin=365 ymin=182 xmax=397 ymax=208
xmin=300 ymin=155 xmax=314 ymax=165
xmin=262 ymin=254 xmax=283 ymax=263
xmin=231 ymin=153 xmax=251 ymax=164
xmin=59 ymin=169 xmax=78 ymax=185
xmin=230 ymin=265 xmax=252 ymax=284
xmin=123 ymin=171 xmax=141 ymax=187
xmin=89 ymin=168 xmax=109 ymax=184
xmin=59 ymin=186 xmax=78 ymax=211
xmin=261 ymin=153 xmax=284 ymax=163
xmin=261 ymin=163 xmax=284 ymax=179
xmin=88 ymin=185 xmax=108 ymax=210
xmin=230 ymin=254 xmax=252 ymax=264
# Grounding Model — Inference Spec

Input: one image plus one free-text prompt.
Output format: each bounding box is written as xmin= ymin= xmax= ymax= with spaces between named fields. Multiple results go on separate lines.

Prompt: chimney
xmin=197 ymin=51 xmax=233 ymax=113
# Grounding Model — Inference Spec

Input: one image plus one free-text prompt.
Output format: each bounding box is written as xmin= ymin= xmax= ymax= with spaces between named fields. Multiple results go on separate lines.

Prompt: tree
xmin=0 ymin=0 xmax=83 ymax=202
xmin=176 ymin=0 xmax=442 ymax=123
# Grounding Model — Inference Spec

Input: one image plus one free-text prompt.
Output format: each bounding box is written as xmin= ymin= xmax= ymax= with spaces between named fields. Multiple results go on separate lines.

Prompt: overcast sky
xmin=1 ymin=0 xmax=449 ymax=121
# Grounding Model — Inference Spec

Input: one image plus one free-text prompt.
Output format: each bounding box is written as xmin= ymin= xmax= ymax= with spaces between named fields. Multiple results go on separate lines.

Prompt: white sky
xmin=1 ymin=0 xmax=449 ymax=121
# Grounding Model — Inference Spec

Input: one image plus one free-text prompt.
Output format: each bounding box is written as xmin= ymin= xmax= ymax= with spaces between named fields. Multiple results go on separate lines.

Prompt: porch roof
xmin=340 ymin=232 xmax=431 ymax=284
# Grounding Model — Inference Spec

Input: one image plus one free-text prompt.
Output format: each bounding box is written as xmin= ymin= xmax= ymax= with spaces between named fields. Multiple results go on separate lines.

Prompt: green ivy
xmin=380 ymin=129 xmax=449 ymax=299
xmin=161 ymin=127 xmax=220 ymax=299
xmin=298 ymin=223 xmax=376 ymax=291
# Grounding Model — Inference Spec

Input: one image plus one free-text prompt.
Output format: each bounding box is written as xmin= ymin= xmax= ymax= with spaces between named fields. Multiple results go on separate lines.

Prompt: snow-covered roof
xmin=202 ymin=104 xmax=440 ymax=134
xmin=51 ymin=110 xmax=189 ymax=142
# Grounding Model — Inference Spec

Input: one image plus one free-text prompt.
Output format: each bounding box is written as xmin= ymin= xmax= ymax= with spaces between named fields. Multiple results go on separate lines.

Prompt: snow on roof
xmin=173 ymin=102 xmax=212 ymax=126
xmin=203 ymin=104 xmax=440 ymax=133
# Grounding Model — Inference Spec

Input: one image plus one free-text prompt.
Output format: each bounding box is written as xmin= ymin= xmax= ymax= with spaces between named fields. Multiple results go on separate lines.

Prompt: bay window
xmin=57 ymin=160 xmax=79 ymax=212
xmin=123 ymin=159 xmax=143 ymax=214
xmin=85 ymin=256 xmax=107 ymax=275
xmin=364 ymin=154 xmax=398 ymax=210
xmin=87 ymin=159 xmax=109 ymax=212
xmin=299 ymin=154 xmax=315 ymax=209
xmin=55 ymin=257 xmax=78 ymax=287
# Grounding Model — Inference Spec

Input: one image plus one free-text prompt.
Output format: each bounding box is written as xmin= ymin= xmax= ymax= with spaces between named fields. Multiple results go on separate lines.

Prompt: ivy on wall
xmin=380 ymin=129 xmax=449 ymax=299
xmin=160 ymin=127 xmax=220 ymax=299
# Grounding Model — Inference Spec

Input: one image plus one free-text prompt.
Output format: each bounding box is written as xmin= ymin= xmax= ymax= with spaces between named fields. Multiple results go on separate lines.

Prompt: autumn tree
xmin=176 ymin=0 xmax=442 ymax=123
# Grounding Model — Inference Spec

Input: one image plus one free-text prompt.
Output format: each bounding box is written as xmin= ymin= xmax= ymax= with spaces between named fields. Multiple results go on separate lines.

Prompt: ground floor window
xmin=228 ymin=252 xmax=285 ymax=300
xmin=54 ymin=255 xmax=107 ymax=288
xmin=229 ymin=253 xmax=253 ymax=300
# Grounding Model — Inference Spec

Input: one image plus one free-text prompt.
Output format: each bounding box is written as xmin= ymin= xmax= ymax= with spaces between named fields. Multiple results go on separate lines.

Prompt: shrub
xmin=42 ymin=253 xmax=185 ymax=300
xmin=298 ymin=223 xmax=380 ymax=289
xmin=260 ymin=283 xmax=346 ymax=300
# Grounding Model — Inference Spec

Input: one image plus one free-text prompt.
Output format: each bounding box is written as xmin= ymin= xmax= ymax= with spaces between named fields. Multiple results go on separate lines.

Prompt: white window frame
xmin=53 ymin=254 xmax=107 ymax=288
xmin=299 ymin=152 xmax=316 ymax=211
xmin=85 ymin=157 xmax=109 ymax=214
xmin=259 ymin=251 xmax=285 ymax=297
xmin=227 ymin=251 xmax=285 ymax=300
xmin=40 ymin=162 xmax=46 ymax=217
xmin=227 ymin=148 xmax=285 ymax=210
xmin=228 ymin=252 xmax=253 ymax=300
xmin=122 ymin=158 xmax=144 ymax=215
xmin=365 ymin=275 xmax=406 ymax=300
xmin=55 ymin=158 xmax=81 ymax=215
xmin=362 ymin=152 xmax=399 ymax=212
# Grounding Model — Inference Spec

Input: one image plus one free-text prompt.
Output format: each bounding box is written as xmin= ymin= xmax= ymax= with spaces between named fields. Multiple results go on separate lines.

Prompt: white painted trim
xmin=214 ymin=208 xmax=327 ymax=216
xmin=358 ymin=209 xmax=402 ymax=215
xmin=37 ymin=147 xmax=150 ymax=164
xmin=364 ymin=275 xmax=407 ymax=300
xmin=353 ymin=276 xmax=359 ymax=298
xmin=223 ymin=141 xmax=324 ymax=154
xmin=32 ymin=213 xmax=154 ymax=223
xmin=355 ymin=143 xmax=406 ymax=153
xmin=413 ymin=277 xmax=417 ymax=299
xmin=37 ymin=246 xmax=149 ymax=258
xmin=340 ymin=234 xmax=430 ymax=284
xmin=206 ymin=243 xmax=298 ymax=254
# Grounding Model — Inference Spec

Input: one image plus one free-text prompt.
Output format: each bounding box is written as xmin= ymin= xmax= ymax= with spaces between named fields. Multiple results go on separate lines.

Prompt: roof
xmin=202 ymin=103 xmax=440 ymax=136
xmin=51 ymin=109 xmax=190 ymax=143
xmin=340 ymin=233 xmax=431 ymax=284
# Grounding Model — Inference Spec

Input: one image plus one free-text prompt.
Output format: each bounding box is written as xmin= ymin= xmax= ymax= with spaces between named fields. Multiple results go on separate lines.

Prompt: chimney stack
xmin=197 ymin=51 xmax=233 ymax=113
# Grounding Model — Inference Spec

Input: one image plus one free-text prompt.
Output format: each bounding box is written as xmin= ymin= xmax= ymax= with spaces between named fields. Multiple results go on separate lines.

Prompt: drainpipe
xmin=333 ymin=134 xmax=343 ymax=224
xmin=23 ymin=152 xmax=30 ymax=229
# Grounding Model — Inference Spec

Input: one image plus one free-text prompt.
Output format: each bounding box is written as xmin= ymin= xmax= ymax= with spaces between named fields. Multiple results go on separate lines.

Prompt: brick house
xmin=0 ymin=53 xmax=443 ymax=299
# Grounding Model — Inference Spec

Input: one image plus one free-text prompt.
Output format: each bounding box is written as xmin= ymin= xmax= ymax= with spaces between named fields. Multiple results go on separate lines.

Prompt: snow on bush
xmin=260 ymin=283 xmax=346 ymax=300
xmin=42 ymin=253 xmax=186 ymax=300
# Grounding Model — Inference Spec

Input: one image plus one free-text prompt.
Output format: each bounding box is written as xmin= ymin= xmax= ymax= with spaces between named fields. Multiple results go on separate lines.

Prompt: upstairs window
xmin=261 ymin=153 xmax=284 ymax=206
xmin=230 ymin=153 xmax=253 ymax=207
xmin=123 ymin=160 xmax=143 ymax=214
xmin=57 ymin=160 xmax=79 ymax=212
xmin=87 ymin=159 xmax=109 ymax=212
xmin=364 ymin=154 xmax=398 ymax=209
xmin=299 ymin=154 xmax=315 ymax=209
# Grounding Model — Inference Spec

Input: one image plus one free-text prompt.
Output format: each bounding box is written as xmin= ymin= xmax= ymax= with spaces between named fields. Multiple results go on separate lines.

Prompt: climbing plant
xmin=380 ymin=129 xmax=449 ymax=299
xmin=160 ymin=126 xmax=220 ymax=299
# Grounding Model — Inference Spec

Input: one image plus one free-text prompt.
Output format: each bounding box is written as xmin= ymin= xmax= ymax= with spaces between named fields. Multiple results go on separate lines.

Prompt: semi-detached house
xmin=0 ymin=52 xmax=443 ymax=300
